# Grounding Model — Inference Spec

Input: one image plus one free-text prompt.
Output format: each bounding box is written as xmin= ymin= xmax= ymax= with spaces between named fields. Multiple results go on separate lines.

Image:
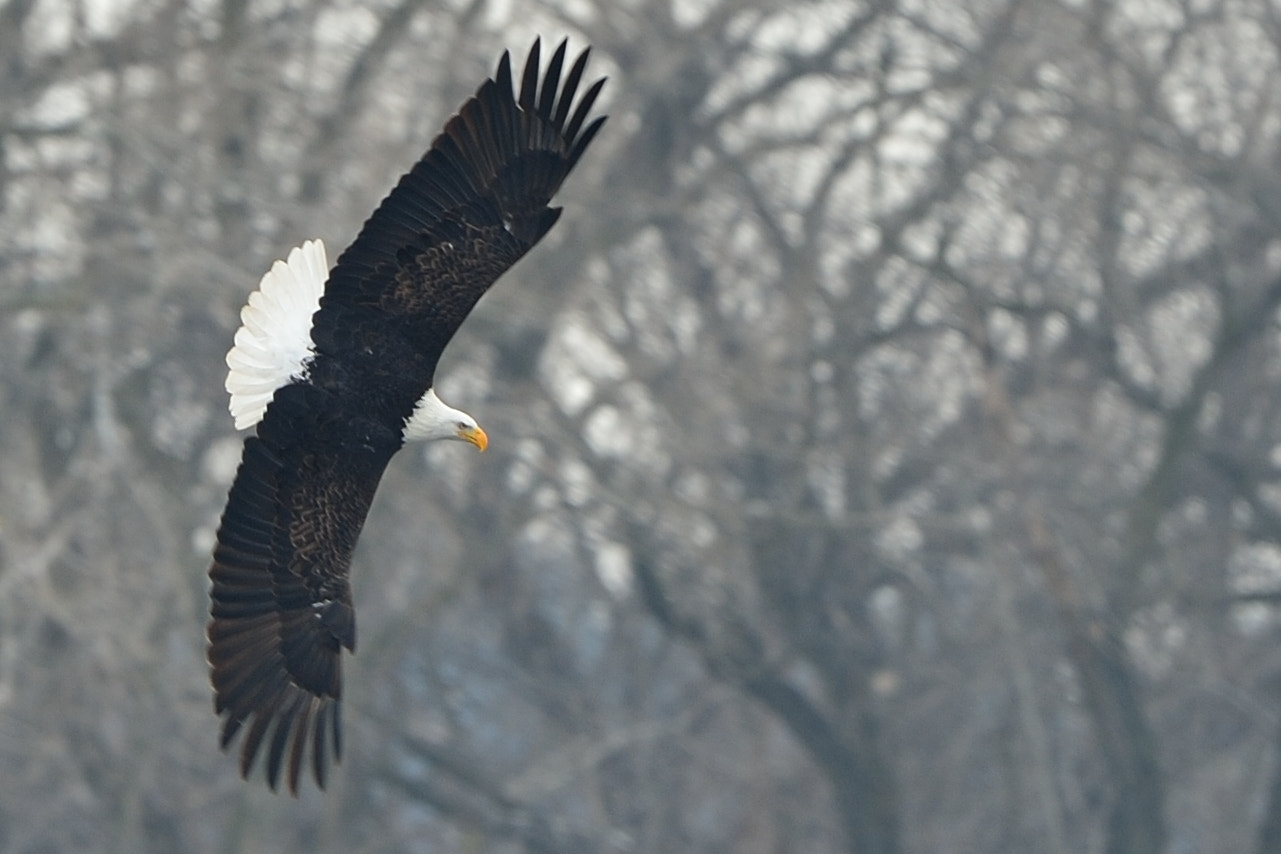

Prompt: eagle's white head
xmin=403 ymin=388 xmax=488 ymax=450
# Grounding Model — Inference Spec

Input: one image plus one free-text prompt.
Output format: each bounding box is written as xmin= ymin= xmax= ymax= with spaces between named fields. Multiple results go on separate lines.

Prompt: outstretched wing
xmin=311 ymin=37 xmax=607 ymax=386
xmin=207 ymin=384 xmax=400 ymax=793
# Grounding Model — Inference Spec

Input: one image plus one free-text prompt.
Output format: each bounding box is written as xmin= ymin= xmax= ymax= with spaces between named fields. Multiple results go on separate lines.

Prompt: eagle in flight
xmin=207 ymin=39 xmax=606 ymax=794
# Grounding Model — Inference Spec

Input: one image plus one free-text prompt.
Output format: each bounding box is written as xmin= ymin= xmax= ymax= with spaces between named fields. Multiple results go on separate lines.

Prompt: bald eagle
xmin=207 ymin=39 xmax=606 ymax=794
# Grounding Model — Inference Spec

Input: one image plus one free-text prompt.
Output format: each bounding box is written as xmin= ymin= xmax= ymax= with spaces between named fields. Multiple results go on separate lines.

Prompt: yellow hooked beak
xmin=459 ymin=424 xmax=488 ymax=452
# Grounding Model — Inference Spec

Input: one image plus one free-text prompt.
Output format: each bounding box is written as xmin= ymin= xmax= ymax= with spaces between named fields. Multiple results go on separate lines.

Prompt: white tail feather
xmin=225 ymin=239 xmax=328 ymax=429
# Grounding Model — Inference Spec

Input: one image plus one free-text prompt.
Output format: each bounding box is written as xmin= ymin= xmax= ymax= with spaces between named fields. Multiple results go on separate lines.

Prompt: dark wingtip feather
xmin=240 ymin=706 xmax=276 ymax=786
xmin=220 ymin=711 xmax=243 ymax=749
xmin=495 ymin=49 xmax=513 ymax=96
xmin=565 ymin=76 xmax=607 ymax=144
xmin=313 ymin=702 xmax=332 ymax=789
xmin=538 ymin=39 xmax=568 ymax=119
xmin=569 ymin=114 xmax=607 ymax=170
xmin=554 ymin=47 xmax=591 ymax=130
xmin=288 ymin=720 xmax=308 ymax=796
xmin=519 ymin=38 xmax=541 ymax=110
xmin=271 ymin=690 xmax=314 ymax=794
xmin=333 ymin=702 xmax=343 ymax=760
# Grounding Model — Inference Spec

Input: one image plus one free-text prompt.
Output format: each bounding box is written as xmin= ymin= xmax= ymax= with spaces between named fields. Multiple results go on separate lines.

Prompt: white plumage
xmin=225 ymin=239 xmax=328 ymax=430
xmin=404 ymin=388 xmax=478 ymax=442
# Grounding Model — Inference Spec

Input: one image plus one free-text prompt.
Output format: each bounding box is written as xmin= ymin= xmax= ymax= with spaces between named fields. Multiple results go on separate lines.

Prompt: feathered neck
xmin=404 ymin=388 xmax=473 ymax=442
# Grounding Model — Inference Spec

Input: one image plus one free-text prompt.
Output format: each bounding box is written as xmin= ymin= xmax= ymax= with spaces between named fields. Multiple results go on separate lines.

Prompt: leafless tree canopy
xmin=5 ymin=0 xmax=1281 ymax=851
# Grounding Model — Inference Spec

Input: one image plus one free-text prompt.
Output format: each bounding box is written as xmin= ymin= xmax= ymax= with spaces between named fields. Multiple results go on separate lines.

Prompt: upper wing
xmin=311 ymin=37 xmax=607 ymax=384
xmin=207 ymin=383 xmax=399 ymax=793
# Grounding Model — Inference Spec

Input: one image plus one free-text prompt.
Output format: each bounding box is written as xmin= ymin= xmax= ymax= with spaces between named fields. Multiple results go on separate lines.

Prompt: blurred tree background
xmin=4 ymin=0 xmax=1281 ymax=851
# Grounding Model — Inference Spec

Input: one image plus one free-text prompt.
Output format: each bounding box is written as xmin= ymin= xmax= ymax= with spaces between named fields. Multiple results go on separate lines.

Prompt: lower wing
xmin=207 ymin=383 xmax=398 ymax=793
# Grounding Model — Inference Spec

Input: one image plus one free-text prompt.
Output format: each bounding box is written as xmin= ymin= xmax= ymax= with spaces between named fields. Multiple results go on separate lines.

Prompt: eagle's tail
xmin=224 ymin=239 xmax=328 ymax=430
